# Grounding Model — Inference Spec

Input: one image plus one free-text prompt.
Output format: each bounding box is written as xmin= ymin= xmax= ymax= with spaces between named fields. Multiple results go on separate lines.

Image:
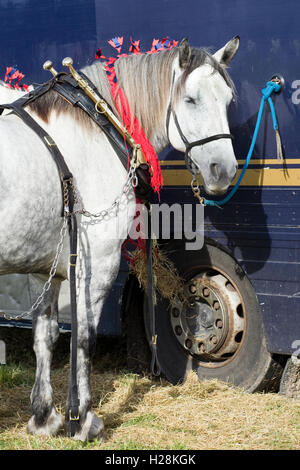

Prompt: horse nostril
xmin=210 ymin=162 xmax=219 ymax=179
xmin=233 ymin=162 xmax=238 ymax=178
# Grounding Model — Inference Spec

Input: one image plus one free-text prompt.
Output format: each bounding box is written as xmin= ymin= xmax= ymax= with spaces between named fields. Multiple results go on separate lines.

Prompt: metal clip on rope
xmin=192 ymin=76 xmax=284 ymax=208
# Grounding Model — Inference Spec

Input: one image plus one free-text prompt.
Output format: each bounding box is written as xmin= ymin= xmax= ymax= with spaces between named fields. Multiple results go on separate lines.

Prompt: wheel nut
xmin=175 ymin=325 xmax=182 ymax=336
xmin=198 ymin=342 xmax=206 ymax=353
xmin=172 ymin=308 xmax=180 ymax=318
xmin=189 ymin=284 xmax=196 ymax=294
xmin=185 ymin=339 xmax=192 ymax=349
xmin=203 ymin=287 xmax=210 ymax=297
xmin=213 ymin=301 xmax=220 ymax=310
xmin=210 ymin=335 xmax=218 ymax=344
xmin=216 ymin=319 xmax=223 ymax=329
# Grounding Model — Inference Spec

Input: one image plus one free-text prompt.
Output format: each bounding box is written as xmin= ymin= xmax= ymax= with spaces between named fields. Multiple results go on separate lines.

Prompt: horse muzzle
xmin=204 ymin=159 xmax=238 ymax=195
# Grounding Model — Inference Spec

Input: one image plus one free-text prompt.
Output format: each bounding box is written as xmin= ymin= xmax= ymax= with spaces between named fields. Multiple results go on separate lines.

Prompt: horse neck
xmin=82 ymin=51 xmax=176 ymax=153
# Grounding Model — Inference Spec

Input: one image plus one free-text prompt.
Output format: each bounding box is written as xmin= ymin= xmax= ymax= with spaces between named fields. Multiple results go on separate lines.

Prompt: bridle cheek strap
xmin=166 ymin=104 xmax=234 ymax=175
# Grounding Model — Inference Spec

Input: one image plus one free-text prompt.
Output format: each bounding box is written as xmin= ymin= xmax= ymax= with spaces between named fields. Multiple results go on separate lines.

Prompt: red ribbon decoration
xmin=94 ymin=37 xmax=178 ymax=256
xmin=93 ymin=37 xmax=178 ymax=195
xmin=105 ymin=55 xmax=163 ymax=196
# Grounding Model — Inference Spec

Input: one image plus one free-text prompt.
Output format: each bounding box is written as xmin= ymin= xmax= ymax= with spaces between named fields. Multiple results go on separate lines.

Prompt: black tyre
xmin=124 ymin=238 xmax=285 ymax=392
xmin=279 ymin=358 xmax=300 ymax=398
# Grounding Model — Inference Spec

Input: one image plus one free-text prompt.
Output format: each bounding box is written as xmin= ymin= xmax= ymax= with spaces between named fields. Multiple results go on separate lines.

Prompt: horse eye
xmin=185 ymin=96 xmax=196 ymax=105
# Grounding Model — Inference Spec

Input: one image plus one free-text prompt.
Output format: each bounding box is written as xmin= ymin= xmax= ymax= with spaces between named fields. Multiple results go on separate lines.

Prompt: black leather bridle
xmin=165 ymin=72 xmax=234 ymax=177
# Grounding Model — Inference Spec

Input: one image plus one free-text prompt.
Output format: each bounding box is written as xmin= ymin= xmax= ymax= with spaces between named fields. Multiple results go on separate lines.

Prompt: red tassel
xmin=95 ymin=48 xmax=106 ymax=60
xmin=129 ymin=37 xmax=141 ymax=54
xmin=108 ymin=36 xmax=124 ymax=53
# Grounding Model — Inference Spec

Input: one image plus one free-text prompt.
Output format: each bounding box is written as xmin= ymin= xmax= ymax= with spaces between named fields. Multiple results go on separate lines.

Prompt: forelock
xmin=173 ymin=47 xmax=236 ymax=103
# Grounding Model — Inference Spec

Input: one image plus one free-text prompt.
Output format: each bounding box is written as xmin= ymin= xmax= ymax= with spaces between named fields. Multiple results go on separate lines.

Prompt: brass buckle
xmin=44 ymin=135 xmax=56 ymax=147
xmin=69 ymin=410 xmax=80 ymax=421
xmin=70 ymin=253 xmax=78 ymax=267
xmin=95 ymin=99 xmax=106 ymax=114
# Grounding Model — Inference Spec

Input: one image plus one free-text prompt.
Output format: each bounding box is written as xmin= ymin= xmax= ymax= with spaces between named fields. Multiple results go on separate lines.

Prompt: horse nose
xmin=210 ymin=162 xmax=220 ymax=180
xmin=233 ymin=161 xmax=238 ymax=179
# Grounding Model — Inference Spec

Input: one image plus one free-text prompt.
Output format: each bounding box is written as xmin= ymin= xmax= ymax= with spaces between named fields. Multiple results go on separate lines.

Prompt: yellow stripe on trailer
xmin=161 ymin=167 xmax=300 ymax=187
xmin=160 ymin=158 xmax=300 ymax=166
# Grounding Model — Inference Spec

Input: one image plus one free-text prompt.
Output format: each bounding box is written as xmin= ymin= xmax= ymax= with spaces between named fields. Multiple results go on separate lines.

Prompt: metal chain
xmin=0 ymin=166 xmax=138 ymax=322
xmin=1 ymin=215 xmax=68 ymax=321
xmin=75 ymin=164 xmax=137 ymax=219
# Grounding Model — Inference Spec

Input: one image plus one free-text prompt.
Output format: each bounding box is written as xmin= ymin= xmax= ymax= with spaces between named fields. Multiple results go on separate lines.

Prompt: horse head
xmin=167 ymin=37 xmax=240 ymax=195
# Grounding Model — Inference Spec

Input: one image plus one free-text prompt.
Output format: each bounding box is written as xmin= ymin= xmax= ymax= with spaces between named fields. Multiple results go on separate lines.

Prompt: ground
xmin=0 ymin=328 xmax=299 ymax=450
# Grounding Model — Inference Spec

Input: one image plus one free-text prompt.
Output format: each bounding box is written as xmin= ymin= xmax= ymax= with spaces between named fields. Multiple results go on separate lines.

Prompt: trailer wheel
xmin=279 ymin=358 xmax=300 ymax=398
xmin=123 ymin=239 xmax=285 ymax=392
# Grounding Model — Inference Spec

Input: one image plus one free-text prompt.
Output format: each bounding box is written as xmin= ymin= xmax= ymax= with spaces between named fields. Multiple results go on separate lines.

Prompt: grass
xmin=0 ymin=328 xmax=299 ymax=450
xmin=0 ymin=364 xmax=35 ymax=388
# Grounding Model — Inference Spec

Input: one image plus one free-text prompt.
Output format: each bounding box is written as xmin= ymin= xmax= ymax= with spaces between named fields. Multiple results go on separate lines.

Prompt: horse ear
xmin=213 ymin=36 xmax=240 ymax=66
xmin=179 ymin=38 xmax=191 ymax=69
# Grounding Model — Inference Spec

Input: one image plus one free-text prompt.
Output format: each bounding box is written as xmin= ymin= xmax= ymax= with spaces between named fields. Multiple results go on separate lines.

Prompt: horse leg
xmin=65 ymin=238 xmax=122 ymax=441
xmin=27 ymin=274 xmax=63 ymax=436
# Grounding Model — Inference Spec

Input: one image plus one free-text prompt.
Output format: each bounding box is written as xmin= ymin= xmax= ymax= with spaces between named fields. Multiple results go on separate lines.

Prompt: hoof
xmin=27 ymin=407 xmax=63 ymax=436
xmin=73 ymin=411 xmax=105 ymax=442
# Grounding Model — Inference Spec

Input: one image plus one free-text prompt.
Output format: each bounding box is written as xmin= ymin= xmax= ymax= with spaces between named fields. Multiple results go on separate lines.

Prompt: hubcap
xmin=170 ymin=269 xmax=245 ymax=365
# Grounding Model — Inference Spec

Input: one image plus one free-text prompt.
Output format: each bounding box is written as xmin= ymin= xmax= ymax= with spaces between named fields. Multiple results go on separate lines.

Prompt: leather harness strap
xmin=52 ymin=73 xmax=153 ymax=200
xmin=68 ymin=212 xmax=80 ymax=436
xmin=145 ymin=202 xmax=161 ymax=377
xmin=0 ymin=99 xmax=80 ymax=433
xmin=53 ymin=73 xmax=130 ymax=171
xmin=0 ymin=100 xmax=73 ymax=181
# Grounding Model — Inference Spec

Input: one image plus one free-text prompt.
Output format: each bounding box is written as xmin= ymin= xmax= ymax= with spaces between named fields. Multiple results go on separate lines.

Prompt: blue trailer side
xmin=0 ymin=0 xmax=299 ymax=374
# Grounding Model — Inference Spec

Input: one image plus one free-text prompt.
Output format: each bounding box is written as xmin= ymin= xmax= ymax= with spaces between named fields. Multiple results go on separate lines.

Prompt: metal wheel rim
xmin=170 ymin=265 xmax=247 ymax=368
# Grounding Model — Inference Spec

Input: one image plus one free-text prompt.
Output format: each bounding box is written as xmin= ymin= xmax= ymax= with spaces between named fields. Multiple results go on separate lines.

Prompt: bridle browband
xmin=165 ymin=71 xmax=234 ymax=176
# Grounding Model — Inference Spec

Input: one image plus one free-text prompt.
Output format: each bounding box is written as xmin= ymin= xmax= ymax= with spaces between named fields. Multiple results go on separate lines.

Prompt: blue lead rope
xmin=202 ymin=80 xmax=282 ymax=207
